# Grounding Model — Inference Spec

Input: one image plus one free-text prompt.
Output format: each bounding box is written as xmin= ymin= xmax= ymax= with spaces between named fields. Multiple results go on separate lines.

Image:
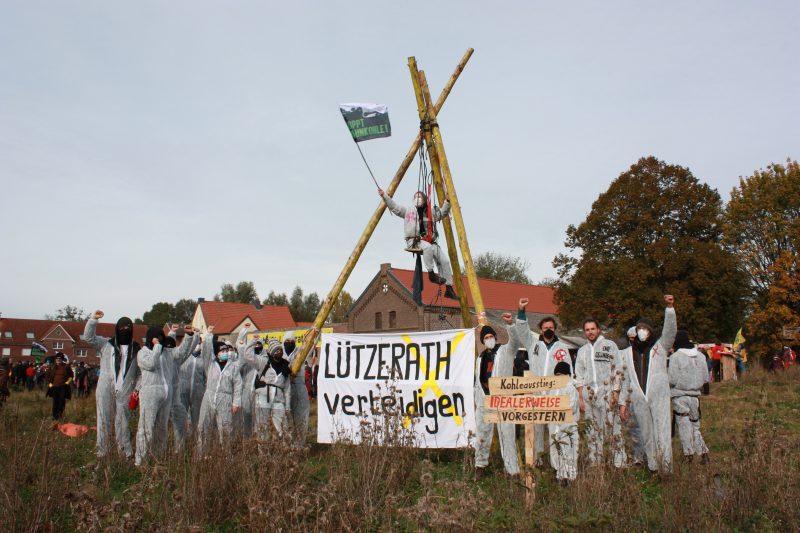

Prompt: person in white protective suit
xmin=378 ymin=187 xmax=457 ymax=300
xmin=231 ymin=328 xmax=256 ymax=440
xmin=574 ymin=318 xmax=628 ymax=468
xmin=196 ymin=328 xmax=243 ymax=452
xmin=474 ymin=313 xmax=520 ymax=480
xmin=619 ymin=327 xmax=649 ymax=467
xmin=509 ymin=298 xmax=574 ymax=467
xmin=84 ymin=310 xmax=141 ymax=459
xmin=669 ymin=329 xmax=709 ymax=464
xmin=135 ymin=325 xmax=198 ymax=465
xmin=161 ymin=335 xmax=187 ymax=452
xmin=244 ymin=337 xmax=292 ymax=439
xmin=284 ymin=331 xmax=309 ymax=448
xmin=626 ymin=295 xmax=678 ymax=473
xmin=548 ymin=361 xmax=580 ymax=484
xmin=179 ymin=341 xmax=206 ymax=435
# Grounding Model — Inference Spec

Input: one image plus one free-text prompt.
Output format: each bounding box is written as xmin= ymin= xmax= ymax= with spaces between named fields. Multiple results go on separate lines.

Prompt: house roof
xmin=0 ymin=317 xmax=149 ymax=347
xmin=387 ymin=267 xmax=558 ymax=314
xmin=198 ymin=301 xmax=296 ymax=333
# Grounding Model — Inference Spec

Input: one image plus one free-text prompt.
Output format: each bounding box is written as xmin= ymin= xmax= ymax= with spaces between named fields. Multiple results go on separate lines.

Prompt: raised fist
xmin=664 ymin=295 xmax=674 ymax=308
xmin=92 ymin=310 xmax=104 ymax=320
xmin=184 ymin=324 xmax=193 ymax=333
xmin=501 ymin=312 xmax=513 ymax=325
xmin=152 ymin=337 xmax=160 ymax=346
xmin=170 ymin=324 xmax=180 ymax=333
xmin=518 ymin=298 xmax=529 ymax=310
xmin=377 ymin=188 xmax=384 ymax=197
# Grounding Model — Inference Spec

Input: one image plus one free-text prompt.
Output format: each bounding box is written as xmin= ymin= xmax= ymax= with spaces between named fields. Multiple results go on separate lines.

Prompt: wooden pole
xmin=407 ymin=57 xmax=472 ymax=329
xmin=417 ymin=71 xmax=487 ymax=326
xmin=290 ymin=49 xmax=474 ymax=376
xmin=524 ymin=370 xmax=536 ymax=509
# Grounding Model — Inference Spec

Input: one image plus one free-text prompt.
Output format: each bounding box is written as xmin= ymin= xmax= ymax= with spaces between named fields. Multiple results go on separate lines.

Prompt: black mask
xmin=254 ymin=345 xmax=264 ymax=355
xmin=542 ymin=330 xmax=555 ymax=342
xmin=145 ymin=327 xmax=164 ymax=350
xmin=284 ymin=341 xmax=295 ymax=354
xmin=115 ymin=317 xmax=134 ymax=345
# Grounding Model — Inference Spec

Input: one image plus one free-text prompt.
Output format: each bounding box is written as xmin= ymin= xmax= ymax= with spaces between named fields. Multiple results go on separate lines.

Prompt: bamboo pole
xmin=407 ymin=57 xmax=472 ymax=328
xmin=417 ymin=71 xmax=487 ymax=326
xmin=290 ymin=49 xmax=474 ymax=376
xmin=524 ymin=370 xmax=536 ymax=509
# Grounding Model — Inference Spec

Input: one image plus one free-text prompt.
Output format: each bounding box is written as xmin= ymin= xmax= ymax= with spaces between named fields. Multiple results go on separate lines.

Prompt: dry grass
xmin=1 ymin=366 xmax=799 ymax=532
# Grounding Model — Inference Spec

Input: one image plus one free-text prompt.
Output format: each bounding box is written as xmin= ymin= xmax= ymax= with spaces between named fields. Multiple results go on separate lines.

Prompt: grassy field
xmin=1 ymin=366 xmax=799 ymax=532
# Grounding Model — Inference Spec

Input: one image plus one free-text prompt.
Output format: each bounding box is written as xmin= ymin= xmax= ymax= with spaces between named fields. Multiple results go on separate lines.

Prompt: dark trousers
xmin=51 ymin=385 xmax=68 ymax=420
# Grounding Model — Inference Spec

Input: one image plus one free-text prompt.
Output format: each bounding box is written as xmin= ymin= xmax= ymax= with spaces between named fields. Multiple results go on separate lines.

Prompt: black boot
xmin=428 ymin=271 xmax=445 ymax=285
xmin=444 ymin=285 xmax=457 ymax=299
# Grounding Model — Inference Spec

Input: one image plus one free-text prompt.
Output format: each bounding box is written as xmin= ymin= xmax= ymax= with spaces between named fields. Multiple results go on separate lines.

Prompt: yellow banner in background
xmin=247 ymin=328 xmax=333 ymax=348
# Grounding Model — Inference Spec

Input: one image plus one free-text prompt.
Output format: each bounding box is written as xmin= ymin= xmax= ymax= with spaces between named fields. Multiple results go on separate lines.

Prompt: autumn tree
xmin=553 ymin=156 xmax=746 ymax=339
xmin=475 ymin=252 xmax=532 ymax=283
xmin=328 ymin=291 xmax=354 ymax=324
xmin=263 ymin=291 xmax=289 ymax=307
xmin=724 ymin=160 xmax=800 ymax=359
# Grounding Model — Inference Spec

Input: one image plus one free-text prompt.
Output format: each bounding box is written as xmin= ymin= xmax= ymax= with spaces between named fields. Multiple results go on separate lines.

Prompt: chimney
xmin=255 ymin=302 xmax=263 ymax=310
xmin=197 ymin=297 xmax=205 ymax=304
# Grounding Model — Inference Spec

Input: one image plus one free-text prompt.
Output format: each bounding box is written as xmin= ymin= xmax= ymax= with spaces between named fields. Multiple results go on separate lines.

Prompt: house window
xmin=1 ymin=348 xmax=9 ymax=356
xmin=375 ymin=312 xmax=382 ymax=330
xmin=22 ymin=349 xmax=31 ymax=356
xmin=26 ymin=332 xmax=35 ymax=339
xmin=389 ymin=311 xmax=397 ymax=329
xmin=53 ymin=341 xmax=64 ymax=350
xmin=76 ymin=349 xmax=88 ymax=357
xmin=4 ymin=331 xmax=11 ymax=338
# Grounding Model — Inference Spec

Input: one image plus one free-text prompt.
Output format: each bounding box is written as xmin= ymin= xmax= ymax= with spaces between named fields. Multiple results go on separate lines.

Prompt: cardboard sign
xmin=484 ymin=394 xmax=570 ymax=411
xmin=247 ymin=328 xmax=333 ymax=348
xmin=488 ymin=375 xmax=570 ymax=396
xmin=484 ymin=409 xmax=574 ymax=425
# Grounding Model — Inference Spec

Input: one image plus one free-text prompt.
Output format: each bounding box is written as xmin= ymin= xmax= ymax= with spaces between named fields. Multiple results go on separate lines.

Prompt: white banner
xmin=317 ymin=329 xmax=476 ymax=448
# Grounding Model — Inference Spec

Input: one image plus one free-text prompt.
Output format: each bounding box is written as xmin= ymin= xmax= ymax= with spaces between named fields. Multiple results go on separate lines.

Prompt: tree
xmin=724 ymin=160 xmax=800 ymax=359
xmin=215 ymin=281 xmax=260 ymax=304
xmin=172 ymin=298 xmax=198 ymax=324
xmin=474 ymin=252 xmax=532 ymax=283
xmin=303 ymin=292 xmax=321 ymax=323
xmin=140 ymin=302 xmax=175 ymax=328
xmin=263 ymin=290 xmax=289 ymax=307
xmin=46 ymin=305 xmax=88 ymax=322
xmin=328 ymin=291 xmax=354 ymax=323
xmin=552 ymin=156 xmax=747 ymax=339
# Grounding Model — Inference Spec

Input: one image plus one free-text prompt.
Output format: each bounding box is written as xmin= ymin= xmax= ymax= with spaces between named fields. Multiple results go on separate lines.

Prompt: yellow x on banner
xmin=401 ymin=331 xmax=467 ymax=428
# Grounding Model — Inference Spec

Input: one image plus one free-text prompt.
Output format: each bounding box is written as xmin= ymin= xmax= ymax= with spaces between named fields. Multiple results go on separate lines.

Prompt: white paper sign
xmin=317 ymin=329 xmax=476 ymax=448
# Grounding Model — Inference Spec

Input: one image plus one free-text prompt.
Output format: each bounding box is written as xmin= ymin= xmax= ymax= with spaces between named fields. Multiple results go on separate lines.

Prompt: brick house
xmin=190 ymin=300 xmax=297 ymax=342
xmin=347 ymin=263 xmax=566 ymax=345
xmin=0 ymin=317 xmax=148 ymax=365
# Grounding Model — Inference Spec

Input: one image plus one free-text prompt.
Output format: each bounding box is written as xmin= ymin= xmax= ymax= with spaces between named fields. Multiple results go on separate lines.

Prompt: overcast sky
xmin=2 ymin=1 xmax=798 ymax=322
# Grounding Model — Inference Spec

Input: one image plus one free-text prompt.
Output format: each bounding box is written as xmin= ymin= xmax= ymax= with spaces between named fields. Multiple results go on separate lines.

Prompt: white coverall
xmin=574 ymin=335 xmax=628 ymax=467
xmin=474 ymin=326 xmax=520 ymax=475
xmin=382 ymin=192 xmax=454 ymax=285
xmin=285 ymin=336 xmax=309 ymax=448
xmin=84 ymin=318 xmax=140 ymax=458
xmin=244 ymin=339 xmax=291 ymax=439
xmin=548 ymin=380 xmax=580 ymax=481
xmin=135 ymin=333 xmax=197 ymax=465
xmin=619 ymin=345 xmax=652 ymax=466
xmin=196 ymin=334 xmax=243 ymax=452
xmin=669 ymin=347 xmax=709 ymax=457
xmin=179 ymin=348 xmax=206 ymax=433
xmin=233 ymin=329 xmax=255 ymax=439
xmin=631 ymin=307 xmax=677 ymax=472
xmin=509 ymin=312 xmax=574 ymax=462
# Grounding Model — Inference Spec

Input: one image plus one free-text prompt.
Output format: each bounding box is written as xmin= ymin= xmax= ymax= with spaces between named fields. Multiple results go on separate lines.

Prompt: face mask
xmin=637 ymin=328 xmax=650 ymax=342
xmin=284 ymin=341 xmax=295 ymax=354
xmin=218 ymin=352 xmax=229 ymax=362
xmin=414 ymin=197 xmax=425 ymax=207
xmin=484 ymin=338 xmax=496 ymax=350
xmin=542 ymin=330 xmax=555 ymax=341
xmin=254 ymin=345 xmax=263 ymax=355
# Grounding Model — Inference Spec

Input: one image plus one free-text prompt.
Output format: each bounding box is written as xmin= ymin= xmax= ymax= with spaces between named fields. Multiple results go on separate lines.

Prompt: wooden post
xmin=417 ymin=71 xmax=487 ymax=326
xmin=524 ymin=371 xmax=536 ymax=509
xmin=290 ymin=49 xmax=474 ymax=376
xmin=407 ymin=56 xmax=472 ymax=329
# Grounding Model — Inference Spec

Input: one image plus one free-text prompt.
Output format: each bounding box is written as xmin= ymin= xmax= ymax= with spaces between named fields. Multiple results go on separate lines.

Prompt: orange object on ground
xmin=57 ymin=423 xmax=95 ymax=438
